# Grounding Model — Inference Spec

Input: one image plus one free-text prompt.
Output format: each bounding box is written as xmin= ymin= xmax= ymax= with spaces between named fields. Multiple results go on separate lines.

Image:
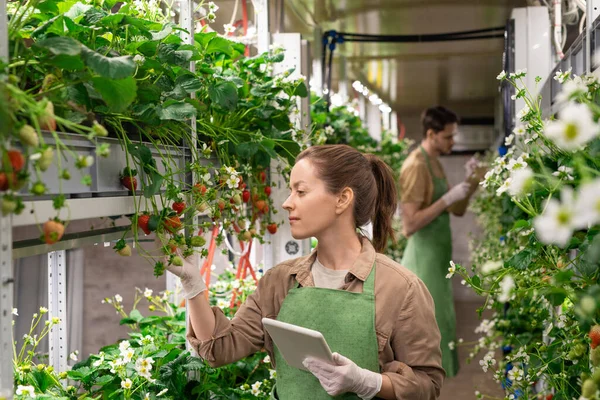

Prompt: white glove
xmin=164 ymin=252 xmax=207 ymax=300
xmin=302 ymin=353 xmax=382 ymax=400
xmin=465 ymin=156 xmax=479 ymax=177
xmin=441 ymin=181 xmax=471 ymax=206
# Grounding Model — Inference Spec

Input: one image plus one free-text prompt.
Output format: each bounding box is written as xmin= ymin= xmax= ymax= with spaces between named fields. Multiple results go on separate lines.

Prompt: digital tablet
xmin=262 ymin=318 xmax=334 ymax=371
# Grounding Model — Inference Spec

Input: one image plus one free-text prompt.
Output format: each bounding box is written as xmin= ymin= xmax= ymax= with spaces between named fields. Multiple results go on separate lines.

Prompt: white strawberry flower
xmin=533 ymin=187 xmax=578 ymax=247
xmin=16 ymin=385 xmax=36 ymax=397
xmin=121 ymin=378 xmax=133 ymax=390
xmin=498 ymin=276 xmax=515 ymax=303
xmin=217 ymin=299 xmax=228 ymax=309
xmin=508 ymin=167 xmax=534 ymax=197
xmin=552 ymin=165 xmax=574 ymax=181
xmin=496 ymin=178 xmax=512 ymax=196
xmin=544 ymin=102 xmax=599 ymax=151
xmin=481 ymin=260 xmax=503 ymax=275
xmin=119 ymin=340 xmax=131 ymax=353
xmin=573 ymin=178 xmax=600 ymax=228
xmin=446 ymin=261 xmax=456 ymax=279
xmin=513 ymin=125 xmax=526 ymax=136
xmin=223 ymin=24 xmax=236 ymax=34
xmin=122 ymin=348 xmax=135 ymax=363
xmin=12 ymin=308 xmax=18 ymax=316
xmin=556 ymin=77 xmax=588 ymax=103
xmin=144 ymin=288 xmax=153 ymax=298
xmin=69 ymin=350 xmax=79 ymax=361
xmin=516 ymin=105 xmax=530 ymax=121
xmin=554 ymin=68 xmax=572 ymax=83
xmin=496 ymin=71 xmax=506 ymax=80
xmin=504 ymin=133 xmax=515 ymax=146
xmin=92 ymin=353 xmax=105 ymax=367
xmin=263 ymin=355 xmax=271 ymax=363
xmin=508 ymin=156 xmax=527 ymax=171
xmin=208 ymin=1 xmax=218 ymax=12
xmin=157 ymin=388 xmax=169 ymax=396
xmin=325 ymin=126 xmax=335 ymax=136
xmin=114 ymin=294 xmax=123 ymax=303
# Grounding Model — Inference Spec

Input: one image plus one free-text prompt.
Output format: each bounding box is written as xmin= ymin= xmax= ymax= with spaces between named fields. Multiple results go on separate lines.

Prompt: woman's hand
xmin=156 ymin=236 xmax=207 ymax=299
xmin=302 ymin=353 xmax=382 ymax=399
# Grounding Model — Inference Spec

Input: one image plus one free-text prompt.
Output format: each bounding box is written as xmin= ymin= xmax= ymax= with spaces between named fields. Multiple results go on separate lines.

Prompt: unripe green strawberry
xmin=582 ymin=379 xmax=597 ymax=398
xmin=38 ymin=147 xmax=54 ymax=171
xmin=92 ymin=121 xmax=108 ymax=137
xmin=172 ymin=256 xmax=183 ymax=266
xmin=231 ymin=194 xmax=242 ymax=205
xmin=31 ymin=182 xmax=46 ymax=196
xmin=1 ymin=198 xmax=17 ymax=215
xmin=196 ymin=202 xmax=209 ymax=213
xmin=19 ymin=124 xmax=39 ymax=147
xmin=592 ymin=347 xmax=600 ymax=368
xmin=190 ymin=236 xmax=206 ymax=247
xmin=592 ymin=368 xmax=600 ymax=384
xmin=117 ymin=244 xmax=132 ymax=257
xmin=38 ymin=101 xmax=56 ymax=131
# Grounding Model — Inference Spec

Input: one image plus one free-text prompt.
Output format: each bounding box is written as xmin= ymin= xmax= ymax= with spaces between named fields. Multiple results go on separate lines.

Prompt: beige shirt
xmin=187 ymin=238 xmax=445 ymax=400
xmin=311 ymin=258 xmax=348 ymax=289
xmin=399 ymin=146 xmax=469 ymax=217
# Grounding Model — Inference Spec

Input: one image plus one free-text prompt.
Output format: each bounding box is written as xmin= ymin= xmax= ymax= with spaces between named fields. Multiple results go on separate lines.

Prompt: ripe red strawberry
xmin=137 ymin=214 xmax=151 ymax=235
xmin=264 ymin=186 xmax=272 ymax=197
xmin=43 ymin=220 xmax=65 ymax=244
xmin=590 ymin=325 xmax=600 ymax=349
xmin=0 ymin=173 xmax=8 ymax=191
xmin=239 ymin=181 xmax=247 ymax=190
xmin=263 ymin=204 xmax=269 ymax=214
xmin=120 ymin=168 xmax=137 ymax=192
xmin=193 ymin=183 xmax=207 ymax=195
xmin=7 ymin=150 xmax=25 ymax=172
xmin=164 ymin=215 xmax=183 ymax=233
xmin=217 ymin=199 xmax=226 ymax=211
xmin=259 ymin=170 xmax=266 ymax=183
xmin=255 ymin=200 xmax=266 ymax=212
xmin=172 ymin=201 xmax=186 ymax=215
xmin=267 ymin=223 xmax=277 ymax=234
xmin=242 ymin=190 xmax=250 ymax=203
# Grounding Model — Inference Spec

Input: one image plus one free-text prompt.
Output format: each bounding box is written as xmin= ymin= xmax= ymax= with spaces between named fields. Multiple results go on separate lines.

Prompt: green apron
xmin=400 ymin=146 xmax=459 ymax=377
xmin=270 ymin=264 xmax=380 ymax=399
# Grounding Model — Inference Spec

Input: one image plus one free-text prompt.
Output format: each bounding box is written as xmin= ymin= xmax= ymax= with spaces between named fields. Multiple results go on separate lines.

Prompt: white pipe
xmin=554 ymin=0 xmax=564 ymax=59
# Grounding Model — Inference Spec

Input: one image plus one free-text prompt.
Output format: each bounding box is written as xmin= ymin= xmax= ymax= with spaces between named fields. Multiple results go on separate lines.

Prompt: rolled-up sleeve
xmin=187 ymin=269 xmax=274 ymax=367
xmin=399 ymin=162 xmax=429 ymax=206
xmin=383 ymin=278 xmax=445 ymax=399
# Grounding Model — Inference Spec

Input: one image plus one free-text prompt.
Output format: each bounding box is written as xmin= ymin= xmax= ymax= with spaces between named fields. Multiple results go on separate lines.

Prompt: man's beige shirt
xmin=399 ymin=147 xmax=469 ymax=218
xmin=187 ymin=238 xmax=445 ymax=400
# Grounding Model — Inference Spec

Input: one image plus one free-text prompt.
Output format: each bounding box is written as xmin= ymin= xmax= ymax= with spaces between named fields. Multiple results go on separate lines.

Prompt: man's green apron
xmin=401 ymin=146 xmax=459 ymax=377
xmin=270 ymin=265 xmax=380 ymax=399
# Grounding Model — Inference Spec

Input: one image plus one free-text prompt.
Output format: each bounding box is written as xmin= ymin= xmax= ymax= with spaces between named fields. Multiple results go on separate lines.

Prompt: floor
xmin=439 ymin=300 xmax=505 ymax=400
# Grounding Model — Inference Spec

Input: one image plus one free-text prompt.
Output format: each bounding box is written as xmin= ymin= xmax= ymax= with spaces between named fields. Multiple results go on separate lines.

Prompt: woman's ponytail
xmin=364 ymin=154 xmax=398 ymax=252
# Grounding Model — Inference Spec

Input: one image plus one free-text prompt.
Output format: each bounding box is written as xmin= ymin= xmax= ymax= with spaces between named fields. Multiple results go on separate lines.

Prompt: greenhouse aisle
xmin=439 ymin=299 xmax=504 ymax=400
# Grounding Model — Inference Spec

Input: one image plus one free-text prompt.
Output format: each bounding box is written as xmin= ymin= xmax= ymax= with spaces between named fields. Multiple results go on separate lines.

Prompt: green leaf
xmin=49 ymin=54 xmax=85 ymax=70
xmin=554 ymin=269 xmax=574 ymax=283
xmin=205 ymin=37 xmax=233 ymax=57
xmin=195 ymin=32 xmax=217 ymax=48
xmin=151 ymin=24 xmax=173 ymax=40
xmin=137 ymin=41 xmax=159 ymax=56
xmin=156 ymin=102 xmax=197 ymax=120
xmin=36 ymin=36 xmax=82 ymax=55
xmin=175 ymin=74 xmax=202 ymax=93
xmin=81 ymin=7 xmax=107 ymax=25
xmin=275 ymin=140 xmax=301 ymax=165
xmin=148 ymin=215 xmax=160 ymax=231
xmin=545 ymin=288 xmax=567 ymax=307
xmin=129 ymin=309 xmax=143 ymax=322
xmin=512 ymin=219 xmax=530 ymax=230
xmin=143 ymin=173 xmax=164 ymax=198
xmin=64 ymin=2 xmax=92 ymax=20
xmin=293 ymin=81 xmax=308 ymax=97
xmin=92 ymin=76 xmax=137 ymax=112
xmin=119 ymin=317 xmax=138 ymax=325
xmin=236 ymin=142 xmax=259 ymax=159
xmin=506 ymin=248 xmax=537 ymax=270
xmin=36 ymin=1 xmax=60 ymax=14
xmin=127 ymin=144 xmax=154 ymax=165
xmin=82 ymin=47 xmax=136 ymax=79
xmin=208 ymin=81 xmax=238 ymax=111
xmin=95 ymin=375 xmax=114 ymax=386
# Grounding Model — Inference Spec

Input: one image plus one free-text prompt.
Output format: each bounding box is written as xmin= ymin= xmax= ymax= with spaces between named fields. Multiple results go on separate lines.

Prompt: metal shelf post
xmin=48 ymin=251 xmax=68 ymax=375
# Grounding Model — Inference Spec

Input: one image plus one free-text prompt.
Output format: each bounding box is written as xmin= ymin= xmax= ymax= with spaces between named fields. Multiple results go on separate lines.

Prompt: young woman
xmin=166 ymin=145 xmax=444 ymax=400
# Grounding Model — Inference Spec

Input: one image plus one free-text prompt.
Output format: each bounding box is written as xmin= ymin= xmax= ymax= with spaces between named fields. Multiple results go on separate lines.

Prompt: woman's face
xmin=282 ymin=159 xmax=340 ymax=240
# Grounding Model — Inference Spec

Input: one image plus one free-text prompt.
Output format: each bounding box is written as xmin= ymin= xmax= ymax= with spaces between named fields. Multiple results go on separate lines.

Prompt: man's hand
xmin=302 ymin=353 xmax=382 ymax=400
xmin=440 ymin=181 xmax=470 ymax=206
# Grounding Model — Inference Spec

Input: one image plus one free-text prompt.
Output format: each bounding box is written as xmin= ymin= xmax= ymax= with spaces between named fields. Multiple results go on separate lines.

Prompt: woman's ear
xmin=336 ymin=187 xmax=354 ymax=215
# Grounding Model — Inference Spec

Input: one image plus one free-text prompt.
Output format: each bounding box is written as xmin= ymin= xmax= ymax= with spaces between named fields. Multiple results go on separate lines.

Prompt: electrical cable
xmin=320 ymin=27 xmax=507 ymax=108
